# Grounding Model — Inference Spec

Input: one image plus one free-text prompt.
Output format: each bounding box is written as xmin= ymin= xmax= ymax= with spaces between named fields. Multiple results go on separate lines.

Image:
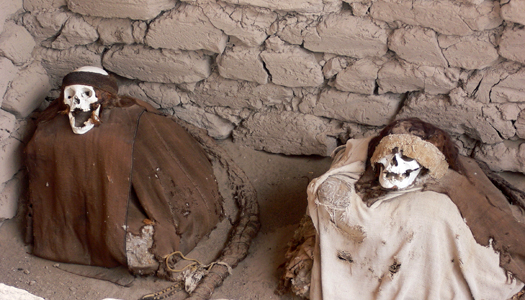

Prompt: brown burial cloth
xmin=424 ymin=155 xmax=525 ymax=283
xmin=25 ymin=100 xmax=222 ymax=269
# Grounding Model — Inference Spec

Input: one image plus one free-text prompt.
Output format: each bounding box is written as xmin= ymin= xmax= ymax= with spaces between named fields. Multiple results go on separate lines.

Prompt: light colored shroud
xmin=307 ymin=137 xmax=524 ymax=300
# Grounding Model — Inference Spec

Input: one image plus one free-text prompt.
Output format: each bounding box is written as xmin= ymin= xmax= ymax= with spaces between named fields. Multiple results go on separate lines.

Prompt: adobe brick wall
xmin=1 ymin=0 xmax=525 ymax=221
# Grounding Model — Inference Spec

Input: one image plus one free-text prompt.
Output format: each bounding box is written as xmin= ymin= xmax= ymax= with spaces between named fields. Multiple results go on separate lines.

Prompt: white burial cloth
xmin=307 ymin=138 xmax=524 ymax=300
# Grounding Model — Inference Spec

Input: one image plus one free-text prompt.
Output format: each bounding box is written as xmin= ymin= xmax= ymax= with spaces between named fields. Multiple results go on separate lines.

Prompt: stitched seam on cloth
xmin=125 ymin=108 xmax=147 ymax=264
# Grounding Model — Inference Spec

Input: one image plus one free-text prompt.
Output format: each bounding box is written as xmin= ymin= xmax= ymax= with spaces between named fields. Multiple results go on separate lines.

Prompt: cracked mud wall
xmin=1 ymin=0 xmax=525 ymax=220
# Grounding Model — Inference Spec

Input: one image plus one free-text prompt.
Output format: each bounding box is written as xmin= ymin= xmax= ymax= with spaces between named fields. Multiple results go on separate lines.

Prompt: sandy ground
xmin=0 ymin=138 xmax=332 ymax=300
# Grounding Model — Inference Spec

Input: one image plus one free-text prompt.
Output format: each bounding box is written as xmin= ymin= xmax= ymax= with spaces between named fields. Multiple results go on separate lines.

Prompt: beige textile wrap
xmin=371 ymin=134 xmax=448 ymax=179
xmin=307 ymin=137 xmax=524 ymax=300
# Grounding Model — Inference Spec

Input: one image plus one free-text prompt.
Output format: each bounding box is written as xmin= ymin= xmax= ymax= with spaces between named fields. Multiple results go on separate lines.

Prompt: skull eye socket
xmin=391 ymin=153 xmax=414 ymax=167
xmin=401 ymin=155 xmax=414 ymax=162
xmin=82 ymin=89 xmax=92 ymax=97
xmin=63 ymin=86 xmax=94 ymax=101
xmin=64 ymin=89 xmax=74 ymax=100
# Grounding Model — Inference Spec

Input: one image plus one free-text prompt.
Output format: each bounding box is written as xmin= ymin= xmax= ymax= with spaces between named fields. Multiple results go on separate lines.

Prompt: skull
xmin=377 ymin=151 xmax=422 ymax=190
xmin=63 ymin=84 xmax=101 ymax=134
xmin=62 ymin=66 xmax=109 ymax=134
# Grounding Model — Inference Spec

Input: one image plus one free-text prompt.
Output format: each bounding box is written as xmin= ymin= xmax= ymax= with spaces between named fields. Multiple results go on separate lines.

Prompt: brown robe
xmin=25 ymin=101 xmax=222 ymax=269
xmin=425 ymin=155 xmax=525 ymax=283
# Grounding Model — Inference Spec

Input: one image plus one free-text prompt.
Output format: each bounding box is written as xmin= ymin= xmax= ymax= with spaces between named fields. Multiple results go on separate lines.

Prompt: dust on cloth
xmin=307 ymin=137 xmax=524 ymax=300
xmin=25 ymin=99 xmax=222 ymax=270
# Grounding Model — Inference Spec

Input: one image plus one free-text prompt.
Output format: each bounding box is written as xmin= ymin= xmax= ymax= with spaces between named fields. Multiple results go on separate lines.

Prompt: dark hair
xmin=36 ymin=87 xmax=136 ymax=125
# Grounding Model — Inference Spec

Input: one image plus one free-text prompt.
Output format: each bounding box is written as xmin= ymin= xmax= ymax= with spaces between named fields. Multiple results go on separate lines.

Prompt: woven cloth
xmin=307 ymin=137 xmax=524 ymax=300
xmin=26 ymin=100 xmax=222 ymax=269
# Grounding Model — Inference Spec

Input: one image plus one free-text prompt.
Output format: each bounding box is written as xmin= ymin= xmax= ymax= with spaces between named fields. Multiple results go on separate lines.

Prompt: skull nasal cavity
xmin=392 ymin=156 xmax=398 ymax=166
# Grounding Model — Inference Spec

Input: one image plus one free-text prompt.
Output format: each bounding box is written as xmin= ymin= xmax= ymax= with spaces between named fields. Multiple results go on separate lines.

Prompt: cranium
xmin=63 ymin=84 xmax=101 ymax=134
xmin=63 ymin=66 xmax=107 ymax=134
xmin=377 ymin=150 xmax=422 ymax=190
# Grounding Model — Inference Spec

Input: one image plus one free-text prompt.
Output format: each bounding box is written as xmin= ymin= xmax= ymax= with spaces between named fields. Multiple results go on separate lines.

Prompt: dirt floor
xmin=0 ymin=138 xmax=332 ymax=300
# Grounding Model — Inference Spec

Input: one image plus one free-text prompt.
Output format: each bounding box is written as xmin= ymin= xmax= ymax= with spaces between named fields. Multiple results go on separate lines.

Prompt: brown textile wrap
xmin=25 ymin=100 xmax=222 ymax=269
xmin=132 ymin=112 xmax=222 ymax=256
xmin=61 ymin=71 xmax=118 ymax=94
xmin=424 ymin=155 xmax=525 ymax=283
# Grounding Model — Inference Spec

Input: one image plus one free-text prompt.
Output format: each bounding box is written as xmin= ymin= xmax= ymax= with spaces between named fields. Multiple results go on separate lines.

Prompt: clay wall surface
xmin=1 ymin=0 xmax=525 ymax=221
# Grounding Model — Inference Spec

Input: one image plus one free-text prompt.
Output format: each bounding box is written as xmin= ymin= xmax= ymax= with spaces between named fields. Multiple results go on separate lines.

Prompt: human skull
xmin=62 ymin=66 xmax=109 ymax=134
xmin=377 ymin=151 xmax=422 ymax=190
xmin=63 ymin=84 xmax=101 ymax=134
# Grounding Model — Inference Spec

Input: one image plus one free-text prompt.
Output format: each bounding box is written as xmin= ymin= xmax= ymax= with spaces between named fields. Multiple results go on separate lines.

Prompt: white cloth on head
xmin=307 ymin=137 xmax=524 ymax=300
